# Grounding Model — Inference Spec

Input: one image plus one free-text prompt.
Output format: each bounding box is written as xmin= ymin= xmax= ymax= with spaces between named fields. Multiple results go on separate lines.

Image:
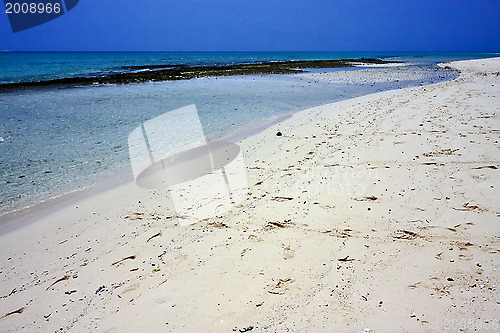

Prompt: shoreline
xmin=0 ymin=57 xmax=498 ymax=332
xmin=0 ymin=109 xmax=294 ymax=232
xmin=0 ymin=63 xmax=457 ymax=221
xmin=0 ymin=59 xmax=476 ymax=232
xmin=0 ymin=168 xmax=134 ymax=234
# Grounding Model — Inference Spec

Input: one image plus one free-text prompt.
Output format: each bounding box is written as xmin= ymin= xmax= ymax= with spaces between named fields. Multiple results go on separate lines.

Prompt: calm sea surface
xmin=0 ymin=52 xmax=498 ymax=215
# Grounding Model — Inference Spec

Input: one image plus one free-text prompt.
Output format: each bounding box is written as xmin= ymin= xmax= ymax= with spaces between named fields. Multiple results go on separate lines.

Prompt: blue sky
xmin=0 ymin=0 xmax=499 ymax=51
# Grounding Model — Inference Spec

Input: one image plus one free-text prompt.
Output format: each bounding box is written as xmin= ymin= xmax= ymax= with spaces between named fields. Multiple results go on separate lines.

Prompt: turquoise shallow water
xmin=0 ymin=52 xmax=497 ymax=215
xmin=1 ymin=51 xmax=498 ymax=84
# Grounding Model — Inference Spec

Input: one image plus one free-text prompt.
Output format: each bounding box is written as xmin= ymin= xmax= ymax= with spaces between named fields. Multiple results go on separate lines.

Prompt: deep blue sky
xmin=1 ymin=0 xmax=499 ymax=52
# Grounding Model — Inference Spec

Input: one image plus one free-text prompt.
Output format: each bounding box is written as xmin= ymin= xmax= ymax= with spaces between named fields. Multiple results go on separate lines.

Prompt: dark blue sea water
xmin=0 ymin=52 xmax=498 ymax=215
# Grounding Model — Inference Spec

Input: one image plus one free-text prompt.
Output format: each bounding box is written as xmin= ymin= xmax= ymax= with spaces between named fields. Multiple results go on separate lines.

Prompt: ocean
xmin=0 ymin=51 xmax=498 ymax=216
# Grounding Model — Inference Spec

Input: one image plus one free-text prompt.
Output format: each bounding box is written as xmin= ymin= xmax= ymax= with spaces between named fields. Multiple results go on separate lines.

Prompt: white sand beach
xmin=0 ymin=57 xmax=499 ymax=332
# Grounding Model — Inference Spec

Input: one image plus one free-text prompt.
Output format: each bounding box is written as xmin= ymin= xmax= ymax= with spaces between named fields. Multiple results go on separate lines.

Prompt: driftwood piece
xmin=147 ymin=232 xmax=161 ymax=242
xmin=0 ymin=307 xmax=25 ymax=319
xmin=111 ymin=255 xmax=136 ymax=266
xmin=46 ymin=275 xmax=69 ymax=291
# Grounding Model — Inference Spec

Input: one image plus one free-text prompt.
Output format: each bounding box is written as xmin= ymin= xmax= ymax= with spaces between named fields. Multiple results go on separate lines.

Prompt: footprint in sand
xmin=282 ymin=245 xmax=295 ymax=260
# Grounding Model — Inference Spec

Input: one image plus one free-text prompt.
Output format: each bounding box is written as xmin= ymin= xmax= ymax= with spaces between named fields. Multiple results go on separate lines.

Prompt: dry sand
xmin=0 ymin=57 xmax=499 ymax=332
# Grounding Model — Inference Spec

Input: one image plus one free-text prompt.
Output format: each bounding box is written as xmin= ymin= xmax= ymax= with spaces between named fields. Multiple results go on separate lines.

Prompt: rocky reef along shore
xmin=0 ymin=58 xmax=397 ymax=90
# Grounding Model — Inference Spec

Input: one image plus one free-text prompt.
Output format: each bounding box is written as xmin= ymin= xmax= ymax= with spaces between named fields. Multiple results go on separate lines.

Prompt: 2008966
xmin=443 ymin=318 xmax=499 ymax=330
xmin=5 ymin=2 xmax=61 ymax=14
